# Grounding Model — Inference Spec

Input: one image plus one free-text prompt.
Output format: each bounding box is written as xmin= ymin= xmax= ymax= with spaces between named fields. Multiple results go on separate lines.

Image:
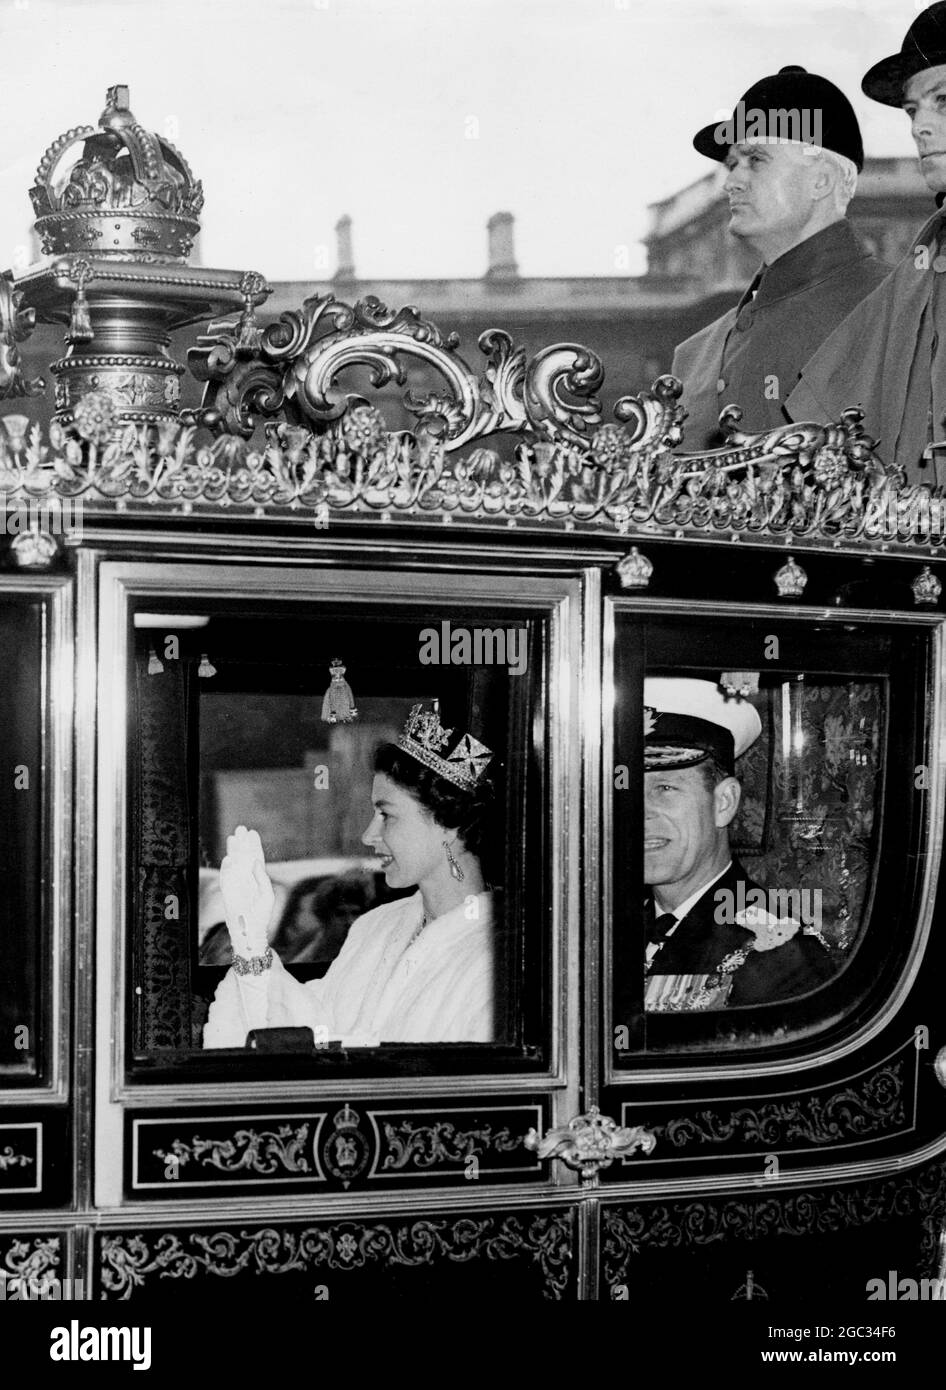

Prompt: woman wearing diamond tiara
xmin=203 ymin=703 xmax=497 ymax=1046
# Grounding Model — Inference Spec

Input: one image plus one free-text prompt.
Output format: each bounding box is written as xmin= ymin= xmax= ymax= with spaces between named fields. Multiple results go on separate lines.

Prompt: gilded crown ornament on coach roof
xmin=9 ymin=84 xmax=263 ymax=432
xmin=30 ymin=84 xmax=204 ymax=261
xmin=397 ymin=702 xmax=493 ymax=791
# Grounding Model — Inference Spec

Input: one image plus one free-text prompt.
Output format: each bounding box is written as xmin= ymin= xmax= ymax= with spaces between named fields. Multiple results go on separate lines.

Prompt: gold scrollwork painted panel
xmin=0 ymin=1231 xmax=62 ymax=1299
xmin=98 ymin=1208 xmax=576 ymax=1301
xmin=601 ymin=1158 xmax=946 ymax=1303
xmin=130 ymin=1103 xmax=546 ymax=1193
xmin=620 ymin=1047 xmax=914 ymax=1167
xmin=0 ymin=1123 xmax=42 ymax=1194
xmin=367 ymin=1104 xmax=543 ymax=1182
xmin=132 ymin=1113 xmax=327 ymax=1190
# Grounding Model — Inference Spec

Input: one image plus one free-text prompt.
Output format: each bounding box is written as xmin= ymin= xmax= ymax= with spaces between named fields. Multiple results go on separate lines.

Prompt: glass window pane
xmin=127 ymin=596 xmax=551 ymax=1069
xmin=0 ymin=596 xmax=44 ymax=1080
xmin=610 ymin=613 xmax=926 ymax=1059
xmin=641 ymin=672 xmax=878 ymax=1015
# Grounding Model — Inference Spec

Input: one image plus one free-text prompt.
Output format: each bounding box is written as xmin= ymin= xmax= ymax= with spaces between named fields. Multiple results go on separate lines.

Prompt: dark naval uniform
xmin=645 ymin=860 xmax=835 ymax=1011
xmin=786 ymin=209 xmax=946 ymax=486
xmin=672 ymin=219 xmax=889 ymax=451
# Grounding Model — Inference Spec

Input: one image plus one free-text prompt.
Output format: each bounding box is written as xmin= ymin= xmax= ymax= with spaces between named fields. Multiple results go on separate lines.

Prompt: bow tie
xmin=648 ymin=912 xmax=677 ymax=946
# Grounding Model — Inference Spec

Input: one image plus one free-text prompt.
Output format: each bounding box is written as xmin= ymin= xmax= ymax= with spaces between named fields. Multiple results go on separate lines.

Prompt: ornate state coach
xmin=1 ymin=87 xmax=945 ymax=1304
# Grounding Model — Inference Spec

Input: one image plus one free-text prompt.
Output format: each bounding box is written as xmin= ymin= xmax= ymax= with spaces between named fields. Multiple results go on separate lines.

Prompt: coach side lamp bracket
xmin=524 ymin=1105 xmax=656 ymax=1184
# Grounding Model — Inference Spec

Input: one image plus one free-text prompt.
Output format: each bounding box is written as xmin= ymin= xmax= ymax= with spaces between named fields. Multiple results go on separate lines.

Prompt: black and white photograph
xmin=0 ymin=0 xmax=945 ymax=1360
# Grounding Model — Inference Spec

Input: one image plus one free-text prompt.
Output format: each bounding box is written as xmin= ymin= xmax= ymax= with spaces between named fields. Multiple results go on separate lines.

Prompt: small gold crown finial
xmin=30 ymin=84 xmax=204 ymax=262
xmin=912 ymin=565 xmax=942 ymax=606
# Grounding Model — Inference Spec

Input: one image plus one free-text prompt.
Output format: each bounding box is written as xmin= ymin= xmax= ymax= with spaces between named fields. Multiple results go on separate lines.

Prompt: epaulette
xmin=734 ymin=905 xmax=800 ymax=952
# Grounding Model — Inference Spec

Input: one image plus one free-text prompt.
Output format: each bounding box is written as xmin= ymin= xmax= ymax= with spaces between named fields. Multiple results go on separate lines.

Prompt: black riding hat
xmin=693 ymin=64 xmax=864 ymax=171
xmin=862 ymin=2 xmax=946 ymax=108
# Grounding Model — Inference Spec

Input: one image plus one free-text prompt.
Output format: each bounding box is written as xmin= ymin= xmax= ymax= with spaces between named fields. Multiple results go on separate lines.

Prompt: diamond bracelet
xmin=232 ymin=947 xmax=274 ymax=976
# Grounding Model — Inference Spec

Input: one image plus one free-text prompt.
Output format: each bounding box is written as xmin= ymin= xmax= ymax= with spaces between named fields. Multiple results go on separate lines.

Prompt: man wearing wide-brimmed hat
xmin=787 ymin=3 xmax=946 ymax=484
xmin=672 ymin=66 xmax=888 ymax=451
xmin=642 ymin=679 xmax=834 ymax=1012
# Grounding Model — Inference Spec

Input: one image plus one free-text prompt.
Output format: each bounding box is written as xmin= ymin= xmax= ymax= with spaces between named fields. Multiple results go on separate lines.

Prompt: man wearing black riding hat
xmin=673 ymin=66 xmax=888 ymax=451
xmin=788 ymin=3 xmax=946 ymax=485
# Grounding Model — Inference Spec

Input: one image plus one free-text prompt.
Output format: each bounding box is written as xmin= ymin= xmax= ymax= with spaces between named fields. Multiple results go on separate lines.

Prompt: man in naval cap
xmin=672 ymin=65 xmax=888 ymax=451
xmin=643 ymin=678 xmax=834 ymax=1011
xmin=787 ymin=3 xmax=946 ymax=485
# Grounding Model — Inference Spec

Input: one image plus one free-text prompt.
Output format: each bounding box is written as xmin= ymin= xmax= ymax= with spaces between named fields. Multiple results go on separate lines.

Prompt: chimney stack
xmin=485 ymin=211 xmax=519 ymax=280
xmin=333 ymin=214 xmax=356 ymax=281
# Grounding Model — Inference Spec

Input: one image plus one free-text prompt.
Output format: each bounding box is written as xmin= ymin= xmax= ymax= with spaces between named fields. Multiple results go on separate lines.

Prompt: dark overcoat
xmin=786 ymin=209 xmax=946 ymax=486
xmin=672 ymin=219 xmax=889 ymax=451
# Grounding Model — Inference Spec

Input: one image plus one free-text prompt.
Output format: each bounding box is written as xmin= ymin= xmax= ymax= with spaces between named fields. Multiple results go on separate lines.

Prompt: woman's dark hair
xmin=373 ymin=742 xmax=495 ymax=857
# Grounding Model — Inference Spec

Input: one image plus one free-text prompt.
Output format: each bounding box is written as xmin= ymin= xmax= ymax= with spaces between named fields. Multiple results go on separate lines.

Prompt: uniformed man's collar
xmin=651 ymin=859 xmax=732 ymax=922
xmin=741 ymin=218 xmax=868 ymax=311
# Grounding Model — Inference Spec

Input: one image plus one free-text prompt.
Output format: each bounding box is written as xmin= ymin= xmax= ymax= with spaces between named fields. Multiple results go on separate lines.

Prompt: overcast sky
xmin=0 ymin=0 xmax=929 ymax=280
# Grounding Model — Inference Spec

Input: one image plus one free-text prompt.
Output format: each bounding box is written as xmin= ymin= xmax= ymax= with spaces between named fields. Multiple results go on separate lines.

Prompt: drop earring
xmin=443 ymin=839 xmax=464 ymax=882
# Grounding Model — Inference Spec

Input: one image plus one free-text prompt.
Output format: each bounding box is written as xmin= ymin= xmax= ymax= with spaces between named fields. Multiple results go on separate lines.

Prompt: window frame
xmin=0 ymin=574 xmax=72 ymax=1102
xmin=601 ymin=595 xmax=946 ymax=1087
xmin=96 ymin=556 xmax=585 ymax=1104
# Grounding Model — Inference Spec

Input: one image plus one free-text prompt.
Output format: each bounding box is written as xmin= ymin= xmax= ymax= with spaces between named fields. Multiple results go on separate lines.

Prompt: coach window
xmin=0 ymin=582 xmax=70 ymax=1091
xmin=121 ymin=580 xmax=563 ymax=1081
xmin=609 ymin=612 xmax=928 ymax=1060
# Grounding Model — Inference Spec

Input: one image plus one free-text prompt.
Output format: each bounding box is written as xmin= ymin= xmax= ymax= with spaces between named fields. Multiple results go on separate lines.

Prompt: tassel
xmin=67 ymin=282 xmax=93 ymax=345
xmin=321 ymin=656 xmax=358 ymax=724
xmin=198 ymin=652 xmax=217 ymax=678
xmin=720 ymin=671 xmax=759 ymax=698
xmin=147 ymin=646 xmax=163 ymax=675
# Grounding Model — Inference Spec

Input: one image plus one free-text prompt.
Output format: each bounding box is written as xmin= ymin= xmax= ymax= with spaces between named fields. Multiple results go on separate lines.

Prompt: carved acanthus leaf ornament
xmin=1 ymin=293 xmax=944 ymax=559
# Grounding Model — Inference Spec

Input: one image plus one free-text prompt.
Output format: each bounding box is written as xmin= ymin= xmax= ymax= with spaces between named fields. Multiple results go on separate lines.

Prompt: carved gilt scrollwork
xmin=0 ymin=272 xmax=44 ymax=401
xmin=614 ymin=372 xmax=686 ymax=455
xmin=525 ymin=1105 xmax=656 ymax=1181
xmin=0 ymin=393 xmax=922 ymax=547
xmin=4 ymin=284 xmax=946 ymax=554
xmin=188 ymin=291 xmax=604 ymax=447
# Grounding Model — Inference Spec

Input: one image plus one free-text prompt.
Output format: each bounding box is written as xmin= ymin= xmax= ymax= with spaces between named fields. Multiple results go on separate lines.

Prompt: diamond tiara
xmin=396 ymin=702 xmax=493 ymax=792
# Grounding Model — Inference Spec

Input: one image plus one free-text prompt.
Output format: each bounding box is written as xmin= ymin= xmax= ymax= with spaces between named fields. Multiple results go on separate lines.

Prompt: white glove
xmin=219 ymin=825 xmax=276 ymax=960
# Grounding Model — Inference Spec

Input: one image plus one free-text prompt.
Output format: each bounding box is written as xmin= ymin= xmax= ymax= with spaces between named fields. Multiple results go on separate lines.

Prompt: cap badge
xmin=643 ymin=707 xmax=658 ymax=735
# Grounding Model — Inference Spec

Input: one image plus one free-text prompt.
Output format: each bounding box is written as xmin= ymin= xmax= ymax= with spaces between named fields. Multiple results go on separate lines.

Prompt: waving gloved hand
xmin=219 ymin=825 xmax=277 ymax=961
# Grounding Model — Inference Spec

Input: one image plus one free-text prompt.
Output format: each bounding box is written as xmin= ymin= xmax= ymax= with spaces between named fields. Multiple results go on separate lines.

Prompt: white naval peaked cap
xmin=643 ymin=677 xmax=762 ymax=771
